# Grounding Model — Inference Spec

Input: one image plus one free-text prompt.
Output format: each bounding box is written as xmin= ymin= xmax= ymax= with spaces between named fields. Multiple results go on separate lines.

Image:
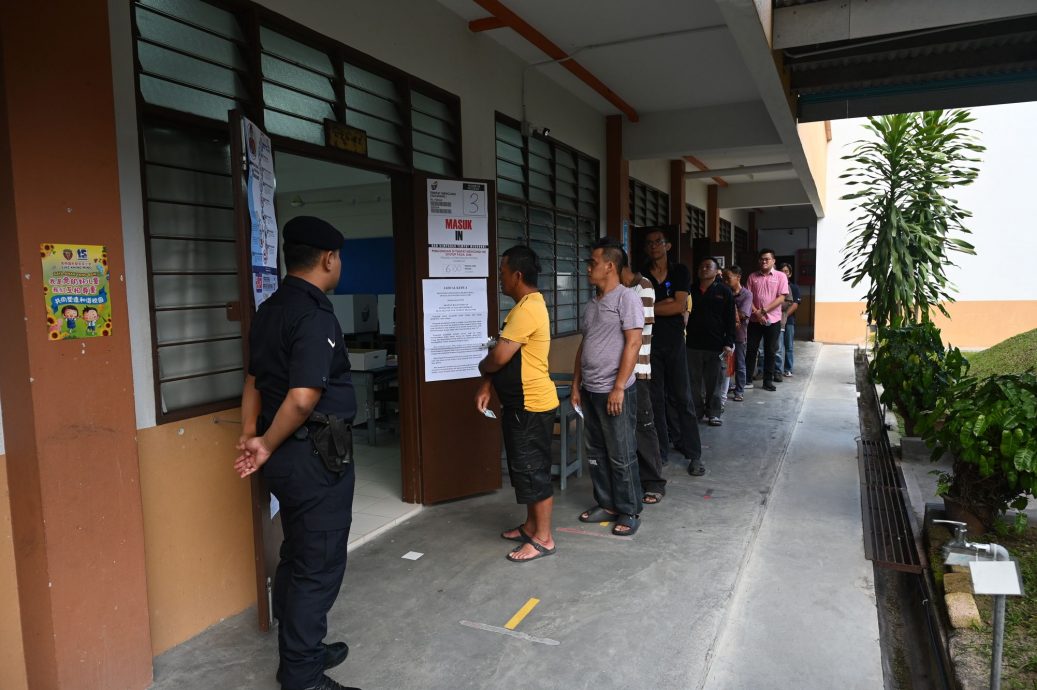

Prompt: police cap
xmin=283 ymin=216 xmax=344 ymax=250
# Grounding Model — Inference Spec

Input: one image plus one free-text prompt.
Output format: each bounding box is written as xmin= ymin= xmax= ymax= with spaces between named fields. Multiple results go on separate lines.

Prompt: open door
xmin=230 ymin=111 xmax=279 ymax=632
xmin=398 ymin=173 xmax=502 ymax=504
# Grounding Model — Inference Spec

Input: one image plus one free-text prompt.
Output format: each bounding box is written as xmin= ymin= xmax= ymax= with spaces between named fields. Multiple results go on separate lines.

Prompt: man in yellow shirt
xmin=476 ymin=246 xmax=560 ymax=562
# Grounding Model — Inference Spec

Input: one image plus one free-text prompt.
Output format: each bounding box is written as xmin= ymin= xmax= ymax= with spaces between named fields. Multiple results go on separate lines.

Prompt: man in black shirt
xmin=234 ymin=216 xmax=359 ymax=690
xmin=687 ymin=258 xmax=735 ymax=428
xmin=642 ymin=229 xmax=703 ymax=476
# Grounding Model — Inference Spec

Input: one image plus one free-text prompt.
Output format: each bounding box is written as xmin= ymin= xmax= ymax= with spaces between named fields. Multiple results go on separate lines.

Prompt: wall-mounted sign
xmin=426 ymin=179 xmax=489 ymax=277
xmin=422 ymin=278 xmax=488 ymax=382
xmin=41 ymin=243 xmax=112 ymax=341
xmin=325 ymin=120 xmax=368 ymax=156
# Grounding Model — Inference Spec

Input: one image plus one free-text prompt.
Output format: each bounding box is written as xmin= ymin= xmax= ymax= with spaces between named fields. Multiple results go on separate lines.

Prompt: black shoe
xmin=762 ymin=383 xmax=777 ymax=391
xmin=772 ymin=375 xmax=783 ymax=383
xmin=278 ymin=643 xmax=350 ymax=684
xmin=297 ymin=674 xmax=360 ymax=690
xmin=687 ymin=459 xmax=706 ymax=476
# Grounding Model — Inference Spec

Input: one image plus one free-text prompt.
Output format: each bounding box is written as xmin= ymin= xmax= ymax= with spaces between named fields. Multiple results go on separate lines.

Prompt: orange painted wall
xmin=0 ymin=456 xmax=28 ymax=690
xmin=138 ymin=411 xmax=257 ymax=655
xmin=815 ymin=301 xmax=1037 ymax=349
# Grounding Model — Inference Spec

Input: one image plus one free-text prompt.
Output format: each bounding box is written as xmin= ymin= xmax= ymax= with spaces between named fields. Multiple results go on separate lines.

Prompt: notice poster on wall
xmin=427 ymin=179 xmax=489 ymax=277
xmin=422 ymin=278 xmax=488 ymax=382
xmin=41 ymin=243 xmax=112 ymax=341
xmin=243 ymin=116 xmax=279 ymax=308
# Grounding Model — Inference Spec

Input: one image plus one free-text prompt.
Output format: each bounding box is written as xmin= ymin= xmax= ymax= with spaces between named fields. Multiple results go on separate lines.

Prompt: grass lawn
xmin=965 ymin=328 xmax=1037 ymax=379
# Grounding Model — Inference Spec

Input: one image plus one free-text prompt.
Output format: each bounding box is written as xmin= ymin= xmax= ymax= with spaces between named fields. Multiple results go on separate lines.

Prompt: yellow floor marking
xmin=504 ymin=597 xmax=540 ymax=631
xmin=599 ymin=521 xmax=609 ymax=526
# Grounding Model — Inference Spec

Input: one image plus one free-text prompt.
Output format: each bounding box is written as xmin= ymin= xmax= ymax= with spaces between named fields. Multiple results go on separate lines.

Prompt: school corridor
xmin=147 ymin=342 xmax=881 ymax=690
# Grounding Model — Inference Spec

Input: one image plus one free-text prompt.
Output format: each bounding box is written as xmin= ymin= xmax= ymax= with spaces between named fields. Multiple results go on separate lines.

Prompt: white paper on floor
xmin=401 ymin=551 xmax=423 ymax=560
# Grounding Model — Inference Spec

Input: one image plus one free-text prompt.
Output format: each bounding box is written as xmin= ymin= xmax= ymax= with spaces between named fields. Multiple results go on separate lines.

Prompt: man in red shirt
xmin=744 ymin=248 xmax=789 ymax=392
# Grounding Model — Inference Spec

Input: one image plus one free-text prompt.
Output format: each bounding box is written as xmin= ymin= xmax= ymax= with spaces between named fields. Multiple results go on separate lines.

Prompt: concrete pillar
xmin=605 ymin=114 xmax=629 ymax=240
xmin=0 ymin=2 xmax=153 ymax=688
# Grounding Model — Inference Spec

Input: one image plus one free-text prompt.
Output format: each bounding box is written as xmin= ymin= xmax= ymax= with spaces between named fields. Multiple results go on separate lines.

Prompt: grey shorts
xmin=501 ymin=407 xmax=557 ymax=504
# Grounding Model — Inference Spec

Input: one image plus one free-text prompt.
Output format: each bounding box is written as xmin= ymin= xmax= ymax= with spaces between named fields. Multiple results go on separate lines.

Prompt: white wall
xmin=110 ymin=0 xmax=609 ymax=430
xmin=629 ymin=159 xmax=671 ymax=194
xmin=817 ymin=101 xmax=1037 ymax=304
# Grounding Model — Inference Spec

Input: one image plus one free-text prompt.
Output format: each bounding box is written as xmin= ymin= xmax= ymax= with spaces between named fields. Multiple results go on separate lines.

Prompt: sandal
xmin=579 ymin=506 xmax=618 ymax=523
xmin=733 ymin=394 xmax=744 ymax=402
xmin=506 ymin=538 xmax=556 ymax=563
xmin=612 ymin=514 xmax=640 ymax=536
xmin=643 ymin=492 xmax=663 ymax=505
xmin=500 ymin=525 xmax=531 ymax=543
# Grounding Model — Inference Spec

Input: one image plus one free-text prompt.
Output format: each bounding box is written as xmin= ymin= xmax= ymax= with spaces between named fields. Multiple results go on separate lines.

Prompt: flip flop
xmin=578 ymin=506 xmax=618 ymax=523
xmin=506 ymin=539 xmax=556 ymax=563
xmin=612 ymin=514 xmax=640 ymax=536
xmin=643 ymin=492 xmax=663 ymax=505
xmin=500 ymin=525 xmax=531 ymax=543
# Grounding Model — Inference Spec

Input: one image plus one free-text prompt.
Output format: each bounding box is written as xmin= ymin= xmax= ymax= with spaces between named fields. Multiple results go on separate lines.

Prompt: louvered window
xmin=629 ymin=178 xmax=669 ymax=227
xmin=142 ymin=124 xmax=243 ymax=414
xmin=686 ymin=204 xmax=707 ymax=239
xmin=720 ymin=219 xmax=732 ymax=242
xmin=134 ymin=0 xmax=250 ymax=122
xmin=494 ymin=117 xmax=599 ymax=335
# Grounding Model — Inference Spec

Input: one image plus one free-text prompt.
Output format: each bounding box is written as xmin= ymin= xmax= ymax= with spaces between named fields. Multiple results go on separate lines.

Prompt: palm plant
xmin=839 ymin=110 xmax=983 ymax=328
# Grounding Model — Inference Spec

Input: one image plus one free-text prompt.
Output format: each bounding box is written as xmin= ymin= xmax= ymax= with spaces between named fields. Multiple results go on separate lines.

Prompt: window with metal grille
xmin=142 ymin=123 xmax=243 ymax=415
xmin=131 ymin=0 xmax=464 ymax=421
xmin=629 ymin=178 xmax=669 ymax=227
xmin=494 ymin=116 xmax=599 ymax=336
xmin=133 ymin=0 xmax=250 ymax=122
xmin=720 ymin=219 xmax=732 ymax=242
xmin=686 ymin=203 xmax=706 ymax=239
xmin=735 ymin=226 xmax=748 ymax=254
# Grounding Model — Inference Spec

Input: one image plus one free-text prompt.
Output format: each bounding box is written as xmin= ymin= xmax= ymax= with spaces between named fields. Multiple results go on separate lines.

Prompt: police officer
xmin=234 ymin=216 xmax=360 ymax=690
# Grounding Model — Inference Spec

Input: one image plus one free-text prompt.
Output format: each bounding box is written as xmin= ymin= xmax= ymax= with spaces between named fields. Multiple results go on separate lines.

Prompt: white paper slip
xmin=482 ymin=409 xmax=497 ymax=419
xmin=573 ymin=405 xmax=584 ymax=419
xmin=401 ymin=551 xmax=424 ymax=561
xmin=970 ymin=560 xmax=1024 ymax=596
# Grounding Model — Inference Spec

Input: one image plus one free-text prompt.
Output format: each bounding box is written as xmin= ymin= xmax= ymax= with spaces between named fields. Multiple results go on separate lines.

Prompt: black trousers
xmin=265 ymin=438 xmax=355 ymax=690
xmin=634 ymin=378 xmax=666 ymax=495
xmin=746 ymin=321 xmax=781 ymax=385
xmin=648 ymin=342 xmax=702 ymax=462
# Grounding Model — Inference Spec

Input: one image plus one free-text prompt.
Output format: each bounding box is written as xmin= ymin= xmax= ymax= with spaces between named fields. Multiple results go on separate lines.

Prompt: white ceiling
xmin=436 ymin=0 xmax=759 ymax=115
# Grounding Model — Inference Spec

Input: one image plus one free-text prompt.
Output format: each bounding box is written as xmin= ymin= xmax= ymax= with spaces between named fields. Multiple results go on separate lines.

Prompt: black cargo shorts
xmin=501 ymin=406 xmax=557 ymax=504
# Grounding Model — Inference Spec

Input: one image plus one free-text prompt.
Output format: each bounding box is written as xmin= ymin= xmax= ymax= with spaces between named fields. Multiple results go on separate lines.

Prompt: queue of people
xmin=479 ymin=234 xmax=797 ymax=567
xmin=231 ymin=215 xmax=798 ymax=689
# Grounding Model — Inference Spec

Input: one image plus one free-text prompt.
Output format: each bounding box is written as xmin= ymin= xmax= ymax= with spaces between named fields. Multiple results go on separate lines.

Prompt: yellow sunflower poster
xmin=40 ymin=243 xmax=112 ymax=341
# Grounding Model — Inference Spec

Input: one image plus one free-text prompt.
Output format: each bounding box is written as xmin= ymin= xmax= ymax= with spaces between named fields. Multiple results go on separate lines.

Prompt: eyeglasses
xmin=760 ymin=257 xmax=775 ymax=262
xmin=644 ymin=238 xmax=667 ymax=247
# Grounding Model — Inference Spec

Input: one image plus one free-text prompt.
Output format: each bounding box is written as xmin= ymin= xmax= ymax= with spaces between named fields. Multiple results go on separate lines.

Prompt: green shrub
xmin=870 ymin=322 xmax=969 ymax=435
xmin=920 ymin=373 xmax=1037 ymax=533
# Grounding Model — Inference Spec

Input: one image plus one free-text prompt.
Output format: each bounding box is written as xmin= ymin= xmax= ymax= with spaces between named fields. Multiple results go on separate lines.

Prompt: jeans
xmin=582 ymin=384 xmax=642 ymax=516
xmin=634 ymin=378 xmax=665 ymax=495
xmin=746 ymin=321 xmax=781 ymax=385
xmin=687 ymin=348 xmax=725 ymax=418
xmin=648 ymin=343 xmax=702 ymax=462
xmin=783 ymin=323 xmax=795 ymax=373
xmin=733 ymin=341 xmax=747 ymax=394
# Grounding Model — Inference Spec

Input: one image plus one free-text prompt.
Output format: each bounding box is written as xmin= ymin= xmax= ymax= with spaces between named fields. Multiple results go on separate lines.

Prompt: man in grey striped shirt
xmin=621 ymin=256 xmax=666 ymax=504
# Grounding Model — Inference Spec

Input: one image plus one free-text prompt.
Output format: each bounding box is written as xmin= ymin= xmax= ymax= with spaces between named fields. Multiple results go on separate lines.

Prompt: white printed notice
xmin=422 ymin=278 xmax=488 ymax=382
xmin=427 ymin=179 xmax=489 ymax=277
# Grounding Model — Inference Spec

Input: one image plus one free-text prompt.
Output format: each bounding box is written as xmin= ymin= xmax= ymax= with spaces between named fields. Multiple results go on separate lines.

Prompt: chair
xmin=550 ymin=373 xmax=584 ymax=490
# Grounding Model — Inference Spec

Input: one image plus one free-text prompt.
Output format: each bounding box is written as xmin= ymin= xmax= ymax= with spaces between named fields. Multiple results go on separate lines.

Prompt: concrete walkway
xmin=150 ymin=343 xmax=883 ymax=690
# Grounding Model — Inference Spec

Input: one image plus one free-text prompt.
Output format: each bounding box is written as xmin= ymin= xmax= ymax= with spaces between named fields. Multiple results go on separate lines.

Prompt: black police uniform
xmin=248 ymin=271 xmax=356 ymax=690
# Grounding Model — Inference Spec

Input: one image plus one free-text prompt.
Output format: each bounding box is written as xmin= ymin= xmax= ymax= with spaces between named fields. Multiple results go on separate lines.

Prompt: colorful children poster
xmin=41 ymin=243 xmax=112 ymax=341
